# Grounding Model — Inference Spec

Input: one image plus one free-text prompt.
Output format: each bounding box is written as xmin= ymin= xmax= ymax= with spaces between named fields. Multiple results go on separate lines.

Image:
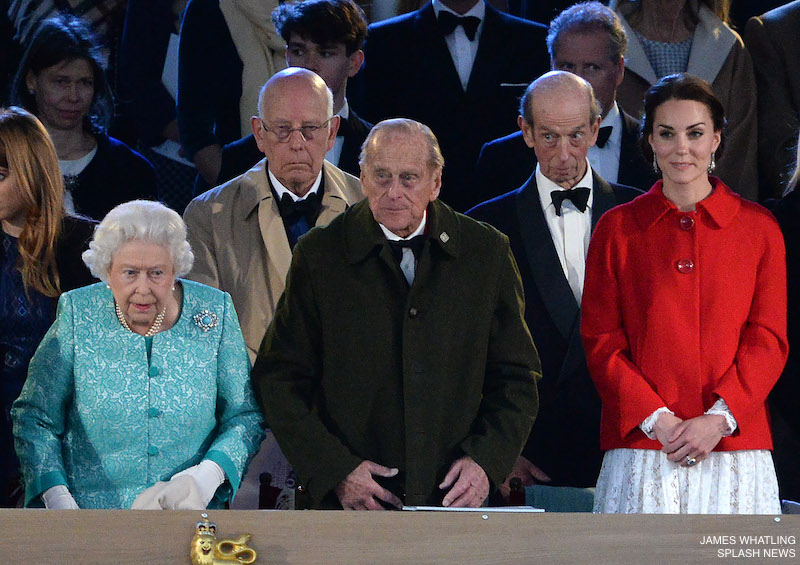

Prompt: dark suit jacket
xmin=765 ymin=191 xmax=800 ymax=502
xmin=745 ymin=1 xmax=800 ymax=199
xmin=72 ymin=133 xmax=157 ymax=222
xmin=212 ymin=110 xmax=372 ymax=190
xmin=474 ymin=109 xmax=655 ymax=205
xmin=466 ymin=170 xmax=642 ymax=487
xmin=58 ymin=216 xmax=98 ymax=292
xmin=253 ymin=198 xmax=540 ymax=508
xmin=350 ymin=1 xmax=549 ymax=212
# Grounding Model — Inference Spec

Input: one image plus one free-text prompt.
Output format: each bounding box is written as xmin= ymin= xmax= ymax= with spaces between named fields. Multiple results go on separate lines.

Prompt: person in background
xmin=10 ymin=14 xmax=156 ymax=221
xmin=117 ymin=0 xmax=196 ymax=214
xmin=12 ymin=200 xmax=263 ymax=509
xmin=253 ymin=118 xmax=540 ymax=510
xmin=216 ymin=0 xmax=372 ymax=186
xmin=468 ymin=72 xmax=641 ymax=495
xmin=350 ymin=0 xmax=550 ymax=212
xmin=475 ymin=1 xmax=654 ymax=201
xmin=0 ymin=106 xmax=95 ymax=507
xmin=745 ymin=1 xmax=800 ymax=200
xmin=582 ymin=74 xmax=786 ymax=514
xmin=764 ymin=133 xmax=800 ymax=506
xmin=609 ymin=0 xmax=759 ymax=201
xmin=184 ymin=68 xmax=362 ymax=508
xmin=178 ymin=0 xmax=285 ymax=192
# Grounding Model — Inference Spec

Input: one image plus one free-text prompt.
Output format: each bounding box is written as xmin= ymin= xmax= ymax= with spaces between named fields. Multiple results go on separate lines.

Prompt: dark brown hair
xmin=640 ymin=73 xmax=726 ymax=161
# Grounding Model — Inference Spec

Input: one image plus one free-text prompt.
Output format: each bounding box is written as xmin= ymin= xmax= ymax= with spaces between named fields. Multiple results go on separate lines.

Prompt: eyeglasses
xmin=260 ymin=118 xmax=333 ymax=142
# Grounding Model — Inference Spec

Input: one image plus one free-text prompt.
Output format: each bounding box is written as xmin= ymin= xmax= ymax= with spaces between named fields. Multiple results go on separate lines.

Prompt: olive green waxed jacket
xmin=253 ymin=199 xmax=541 ymax=508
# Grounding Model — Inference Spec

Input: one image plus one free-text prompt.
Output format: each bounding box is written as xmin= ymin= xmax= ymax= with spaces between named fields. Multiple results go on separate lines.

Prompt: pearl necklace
xmin=115 ymin=303 xmax=167 ymax=337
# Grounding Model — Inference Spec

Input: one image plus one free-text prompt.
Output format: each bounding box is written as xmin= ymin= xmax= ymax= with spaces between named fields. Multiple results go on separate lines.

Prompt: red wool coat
xmin=581 ymin=178 xmax=788 ymax=451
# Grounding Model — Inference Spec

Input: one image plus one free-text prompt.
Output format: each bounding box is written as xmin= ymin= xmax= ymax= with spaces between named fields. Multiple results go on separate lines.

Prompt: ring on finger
xmin=686 ymin=456 xmax=697 ymax=467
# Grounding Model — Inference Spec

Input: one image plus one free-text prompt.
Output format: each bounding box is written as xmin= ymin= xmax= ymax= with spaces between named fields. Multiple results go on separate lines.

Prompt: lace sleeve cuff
xmin=640 ymin=407 xmax=674 ymax=439
xmin=706 ymin=398 xmax=737 ymax=436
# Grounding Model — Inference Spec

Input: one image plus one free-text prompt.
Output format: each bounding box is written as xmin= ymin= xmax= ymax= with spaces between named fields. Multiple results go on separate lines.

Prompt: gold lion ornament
xmin=190 ymin=513 xmax=258 ymax=565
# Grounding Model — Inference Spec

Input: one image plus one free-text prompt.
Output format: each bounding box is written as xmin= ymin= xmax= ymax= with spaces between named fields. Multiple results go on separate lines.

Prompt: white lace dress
xmin=593 ymin=403 xmax=781 ymax=514
xmin=594 ymin=449 xmax=780 ymax=514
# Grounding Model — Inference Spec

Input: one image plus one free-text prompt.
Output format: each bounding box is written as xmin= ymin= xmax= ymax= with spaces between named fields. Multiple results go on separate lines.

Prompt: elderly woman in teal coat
xmin=12 ymin=200 xmax=263 ymax=509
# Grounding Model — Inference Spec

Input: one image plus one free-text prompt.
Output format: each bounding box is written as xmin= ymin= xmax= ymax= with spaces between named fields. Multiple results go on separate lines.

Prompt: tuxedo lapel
xmin=617 ymin=110 xmax=654 ymax=191
xmin=466 ymin=5 xmax=510 ymax=96
xmin=338 ymin=111 xmax=371 ymax=176
xmin=515 ymin=177 xmax=579 ymax=340
xmin=591 ymin=171 xmax=618 ymax=231
xmin=415 ymin=2 xmax=464 ymax=97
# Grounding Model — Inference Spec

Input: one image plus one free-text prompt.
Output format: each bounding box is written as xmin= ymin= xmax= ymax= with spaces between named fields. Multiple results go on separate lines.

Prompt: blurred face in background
xmin=26 ymin=57 xmax=95 ymax=133
xmin=285 ymin=34 xmax=363 ymax=102
xmin=552 ymin=30 xmax=624 ymax=118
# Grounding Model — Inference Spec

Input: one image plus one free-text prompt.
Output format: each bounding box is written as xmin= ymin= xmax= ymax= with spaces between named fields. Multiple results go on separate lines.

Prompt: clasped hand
xmin=654 ymin=412 xmax=727 ymax=466
xmin=498 ymin=455 xmax=551 ymax=501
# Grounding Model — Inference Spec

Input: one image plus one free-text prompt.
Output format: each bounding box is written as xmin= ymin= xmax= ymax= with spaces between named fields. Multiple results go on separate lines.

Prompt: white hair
xmin=82 ymin=200 xmax=194 ymax=282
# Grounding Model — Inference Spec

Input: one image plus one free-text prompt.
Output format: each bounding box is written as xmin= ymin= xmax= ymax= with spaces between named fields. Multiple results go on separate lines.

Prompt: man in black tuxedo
xmin=349 ymin=0 xmax=549 ymax=212
xmin=212 ymin=0 xmax=372 ymax=188
xmin=474 ymin=1 xmax=654 ymax=204
xmin=467 ymin=71 xmax=642 ymax=491
xmin=745 ymin=1 xmax=800 ymax=199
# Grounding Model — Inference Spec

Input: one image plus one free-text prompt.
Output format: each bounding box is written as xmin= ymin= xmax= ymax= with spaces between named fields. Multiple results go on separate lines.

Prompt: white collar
xmin=337 ymin=99 xmax=350 ymax=121
xmin=600 ymin=102 xmax=621 ymax=129
xmin=535 ymin=160 xmax=595 ymax=211
xmin=268 ymin=168 xmax=323 ymax=202
xmin=379 ymin=210 xmax=428 ymax=241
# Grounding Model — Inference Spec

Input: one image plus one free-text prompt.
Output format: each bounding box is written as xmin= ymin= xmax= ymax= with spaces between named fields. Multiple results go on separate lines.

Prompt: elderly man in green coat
xmin=252 ymin=118 xmax=541 ymax=510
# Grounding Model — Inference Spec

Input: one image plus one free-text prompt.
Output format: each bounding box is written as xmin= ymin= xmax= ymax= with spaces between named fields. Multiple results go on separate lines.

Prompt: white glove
xmin=42 ymin=485 xmax=80 ymax=509
xmin=131 ymin=460 xmax=225 ymax=510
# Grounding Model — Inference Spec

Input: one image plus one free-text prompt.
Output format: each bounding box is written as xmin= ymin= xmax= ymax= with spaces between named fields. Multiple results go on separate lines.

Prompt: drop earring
xmin=707 ymin=152 xmax=716 ymax=174
xmin=652 ymin=154 xmax=659 ymax=174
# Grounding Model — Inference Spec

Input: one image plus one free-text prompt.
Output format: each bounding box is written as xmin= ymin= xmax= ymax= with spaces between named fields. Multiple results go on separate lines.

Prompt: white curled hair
xmin=82 ymin=200 xmax=194 ymax=282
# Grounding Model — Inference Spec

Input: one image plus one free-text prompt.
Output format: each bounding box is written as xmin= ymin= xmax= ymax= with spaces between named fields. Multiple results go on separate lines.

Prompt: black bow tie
xmin=388 ymin=235 xmax=426 ymax=263
xmin=438 ymin=11 xmax=481 ymax=41
xmin=551 ymin=187 xmax=590 ymax=216
xmin=595 ymin=126 xmax=613 ymax=148
xmin=277 ymin=190 xmax=322 ymax=224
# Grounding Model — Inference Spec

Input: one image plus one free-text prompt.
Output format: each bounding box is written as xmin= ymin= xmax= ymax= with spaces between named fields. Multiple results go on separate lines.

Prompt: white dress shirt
xmin=535 ymin=161 xmax=594 ymax=304
xmin=432 ymin=0 xmax=485 ymax=91
xmin=326 ymin=100 xmax=350 ymax=167
xmin=268 ymin=168 xmax=322 ymax=201
xmin=587 ymin=102 xmax=623 ymax=184
xmin=379 ymin=211 xmax=428 ymax=285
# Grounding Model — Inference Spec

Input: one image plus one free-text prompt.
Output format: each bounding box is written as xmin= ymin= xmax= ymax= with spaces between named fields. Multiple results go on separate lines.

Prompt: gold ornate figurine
xmin=190 ymin=513 xmax=258 ymax=565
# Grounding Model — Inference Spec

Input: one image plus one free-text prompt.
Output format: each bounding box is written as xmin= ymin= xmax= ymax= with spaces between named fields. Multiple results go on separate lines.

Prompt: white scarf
xmin=219 ymin=0 xmax=288 ymax=137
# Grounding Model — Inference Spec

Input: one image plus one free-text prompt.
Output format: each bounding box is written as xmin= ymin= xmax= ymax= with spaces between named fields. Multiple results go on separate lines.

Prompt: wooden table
xmin=0 ymin=510 xmax=797 ymax=564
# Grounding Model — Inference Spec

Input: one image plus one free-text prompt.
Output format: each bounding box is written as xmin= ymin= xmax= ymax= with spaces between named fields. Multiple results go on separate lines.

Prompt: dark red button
xmin=676 ymin=259 xmax=694 ymax=273
xmin=679 ymin=215 xmax=695 ymax=230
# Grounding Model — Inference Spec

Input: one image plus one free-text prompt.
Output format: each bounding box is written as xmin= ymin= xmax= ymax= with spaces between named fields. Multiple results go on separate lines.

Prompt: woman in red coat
xmin=581 ymin=74 xmax=787 ymax=513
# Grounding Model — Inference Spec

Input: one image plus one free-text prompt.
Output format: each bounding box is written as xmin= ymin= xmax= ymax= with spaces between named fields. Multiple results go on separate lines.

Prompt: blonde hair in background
xmin=0 ymin=106 xmax=65 ymax=297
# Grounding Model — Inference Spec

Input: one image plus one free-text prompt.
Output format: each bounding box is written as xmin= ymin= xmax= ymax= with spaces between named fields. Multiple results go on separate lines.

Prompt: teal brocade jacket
xmin=11 ymin=280 xmax=263 ymax=508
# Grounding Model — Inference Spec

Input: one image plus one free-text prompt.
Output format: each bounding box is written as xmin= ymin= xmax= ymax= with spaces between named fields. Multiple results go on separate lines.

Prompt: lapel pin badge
xmin=439 ymin=232 xmax=450 ymax=243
